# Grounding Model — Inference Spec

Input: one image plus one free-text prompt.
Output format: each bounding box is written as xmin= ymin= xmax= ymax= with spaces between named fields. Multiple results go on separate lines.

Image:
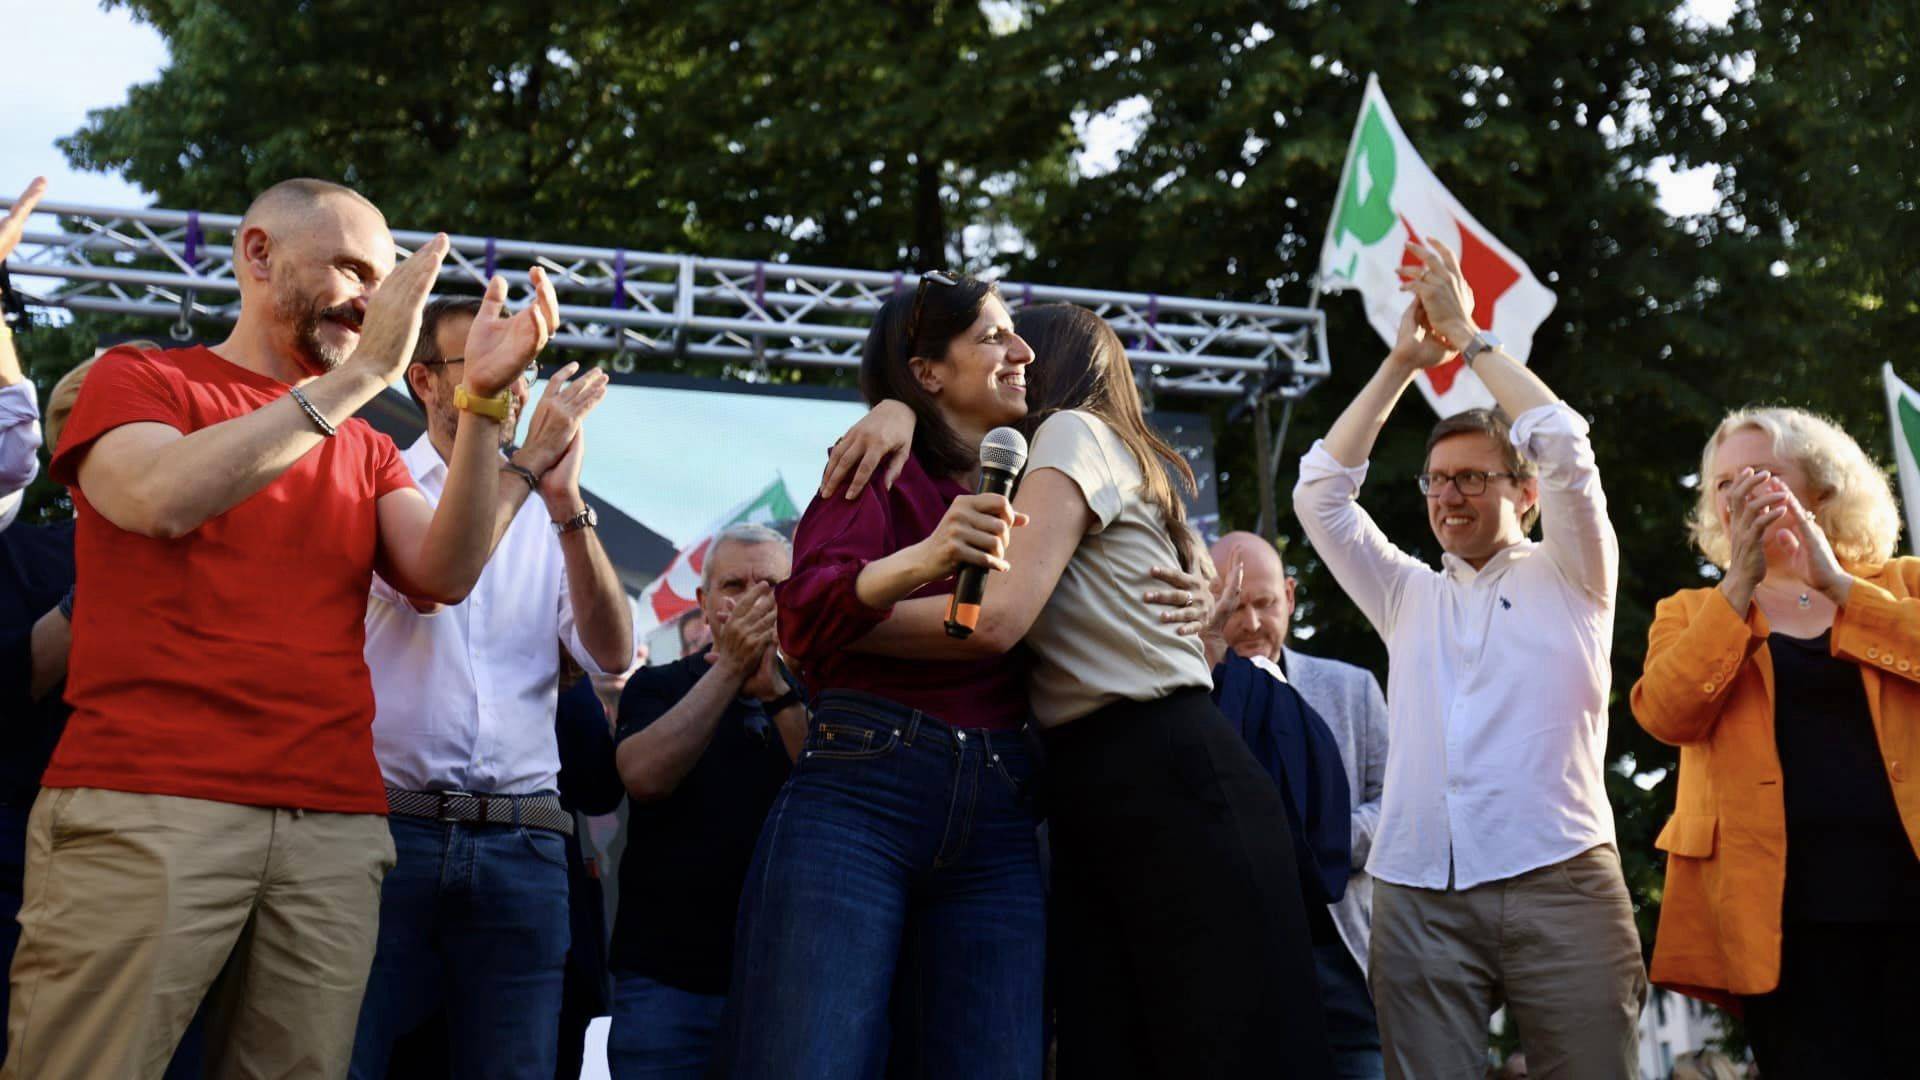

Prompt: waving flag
xmin=1882 ymin=364 xmax=1920 ymax=552
xmin=637 ymin=477 xmax=799 ymax=629
xmin=1318 ymin=74 xmax=1559 ymax=417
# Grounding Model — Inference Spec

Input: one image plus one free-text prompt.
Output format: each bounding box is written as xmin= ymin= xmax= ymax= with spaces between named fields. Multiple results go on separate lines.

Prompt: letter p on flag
xmin=1317 ymin=75 xmax=1558 ymax=418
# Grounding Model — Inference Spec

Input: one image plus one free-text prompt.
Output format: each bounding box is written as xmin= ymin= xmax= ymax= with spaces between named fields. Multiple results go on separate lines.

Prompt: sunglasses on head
xmin=904 ymin=270 xmax=959 ymax=354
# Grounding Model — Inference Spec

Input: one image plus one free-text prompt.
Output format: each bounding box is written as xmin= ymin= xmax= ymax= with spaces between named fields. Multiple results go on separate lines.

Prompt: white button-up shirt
xmin=1292 ymin=403 xmax=1617 ymax=890
xmin=365 ymin=435 xmax=624 ymax=795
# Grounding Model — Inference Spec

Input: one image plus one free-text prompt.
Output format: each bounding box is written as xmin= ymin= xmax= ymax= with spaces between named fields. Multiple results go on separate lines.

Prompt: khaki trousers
xmin=2 ymin=788 xmax=395 ymax=1080
xmin=1370 ymin=844 xmax=1648 ymax=1080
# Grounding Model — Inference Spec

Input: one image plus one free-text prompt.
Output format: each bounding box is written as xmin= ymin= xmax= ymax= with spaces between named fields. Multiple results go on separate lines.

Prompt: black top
xmin=608 ymin=651 xmax=792 ymax=994
xmin=0 ymin=520 xmax=75 ymax=805
xmin=554 ymin=676 xmax=624 ymax=817
xmin=1769 ymin=631 xmax=1920 ymax=924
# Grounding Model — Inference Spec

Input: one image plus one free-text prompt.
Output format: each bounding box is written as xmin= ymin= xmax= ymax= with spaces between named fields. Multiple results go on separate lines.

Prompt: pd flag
xmin=638 ymin=476 xmax=800 ymax=629
xmin=1882 ymin=364 xmax=1920 ymax=552
xmin=1318 ymin=74 xmax=1558 ymax=417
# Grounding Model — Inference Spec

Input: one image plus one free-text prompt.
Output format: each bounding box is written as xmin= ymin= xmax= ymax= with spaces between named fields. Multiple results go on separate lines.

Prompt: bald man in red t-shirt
xmin=1 ymin=179 xmax=565 ymax=1079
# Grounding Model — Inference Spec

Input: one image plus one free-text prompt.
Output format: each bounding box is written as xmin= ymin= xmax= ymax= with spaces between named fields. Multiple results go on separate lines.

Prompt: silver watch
xmin=553 ymin=506 xmax=598 ymax=535
xmin=1460 ymin=330 xmax=1502 ymax=368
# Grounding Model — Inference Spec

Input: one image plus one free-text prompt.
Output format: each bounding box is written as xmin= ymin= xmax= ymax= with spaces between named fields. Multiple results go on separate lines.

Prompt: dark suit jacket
xmin=1212 ymin=651 xmax=1352 ymax=905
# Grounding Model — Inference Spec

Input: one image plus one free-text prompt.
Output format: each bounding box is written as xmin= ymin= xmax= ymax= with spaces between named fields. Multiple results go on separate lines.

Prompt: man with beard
xmin=349 ymin=297 xmax=632 ymax=1078
xmin=2 ymin=178 xmax=560 ymax=1079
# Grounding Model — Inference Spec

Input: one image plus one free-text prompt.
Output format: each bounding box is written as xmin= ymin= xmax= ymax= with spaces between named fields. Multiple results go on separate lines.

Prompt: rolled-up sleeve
xmin=0 ymin=381 xmax=42 ymax=496
xmin=777 ymin=489 xmax=896 ymax=666
xmin=1512 ymin=403 xmax=1617 ymax=607
xmin=1291 ymin=441 xmax=1427 ymax=638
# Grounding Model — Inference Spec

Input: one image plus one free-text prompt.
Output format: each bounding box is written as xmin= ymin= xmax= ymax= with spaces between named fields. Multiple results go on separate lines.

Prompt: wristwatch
xmin=761 ymin=687 xmax=804 ymax=715
xmin=454 ymin=383 xmax=514 ymax=421
xmin=1460 ymin=330 xmax=1502 ymax=368
xmin=553 ymin=505 xmax=598 ymax=535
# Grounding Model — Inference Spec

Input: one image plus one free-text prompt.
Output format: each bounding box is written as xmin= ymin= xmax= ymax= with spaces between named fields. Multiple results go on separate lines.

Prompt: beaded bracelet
xmin=289 ymin=386 xmax=337 ymax=437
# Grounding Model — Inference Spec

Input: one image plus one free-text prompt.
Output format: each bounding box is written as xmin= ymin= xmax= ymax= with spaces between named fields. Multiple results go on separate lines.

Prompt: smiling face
xmin=912 ymin=294 xmax=1033 ymax=434
xmin=1423 ymin=430 xmax=1537 ymax=566
xmin=259 ymin=195 xmax=396 ymax=375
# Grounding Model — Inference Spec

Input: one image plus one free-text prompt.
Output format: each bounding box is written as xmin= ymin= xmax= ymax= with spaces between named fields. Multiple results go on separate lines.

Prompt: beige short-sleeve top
xmin=1021 ymin=410 xmax=1211 ymax=725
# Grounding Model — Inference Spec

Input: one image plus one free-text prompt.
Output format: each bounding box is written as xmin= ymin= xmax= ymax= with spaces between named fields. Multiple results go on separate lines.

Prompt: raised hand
xmin=349 ymin=233 xmax=450 ymax=384
xmin=513 ymin=361 xmax=611 ymax=492
xmin=741 ymin=641 xmax=791 ymax=703
xmin=1388 ymin=297 xmax=1453 ymax=370
xmin=1773 ymin=484 xmax=1849 ymax=601
xmin=822 ymin=399 xmax=917 ymax=500
xmin=1718 ymin=468 xmax=1786 ymax=611
xmin=0 ymin=177 xmax=48 ymax=263
xmin=708 ymin=582 xmax=778 ymax=678
xmin=1395 ymin=239 xmax=1478 ymax=351
xmin=463 ymin=266 xmax=560 ymax=397
xmin=916 ymin=493 xmax=1027 ymax=578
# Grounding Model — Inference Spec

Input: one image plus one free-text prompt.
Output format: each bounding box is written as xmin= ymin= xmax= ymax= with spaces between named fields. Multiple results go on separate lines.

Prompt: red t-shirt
xmin=47 ymin=345 xmax=415 ymax=813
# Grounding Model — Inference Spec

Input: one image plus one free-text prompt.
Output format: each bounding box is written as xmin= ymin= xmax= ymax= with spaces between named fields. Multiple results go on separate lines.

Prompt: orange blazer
xmin=1631 ymin=558 xmax=1920 ymax=1006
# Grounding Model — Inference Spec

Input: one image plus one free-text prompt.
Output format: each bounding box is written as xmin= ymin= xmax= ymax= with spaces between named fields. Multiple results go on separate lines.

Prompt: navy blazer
xmin=1212 ymin=651 xmax=1353 ymax=905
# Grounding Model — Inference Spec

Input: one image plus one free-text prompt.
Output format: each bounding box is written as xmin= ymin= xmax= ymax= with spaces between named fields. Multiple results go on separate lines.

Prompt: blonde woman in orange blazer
xmin=1632 ymin=406 xmax=1920 ymax=1076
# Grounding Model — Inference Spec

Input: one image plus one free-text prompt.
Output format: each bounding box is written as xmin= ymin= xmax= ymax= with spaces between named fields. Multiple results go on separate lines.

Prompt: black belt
xmin=385 ymin=787 xmax=574 ymax=837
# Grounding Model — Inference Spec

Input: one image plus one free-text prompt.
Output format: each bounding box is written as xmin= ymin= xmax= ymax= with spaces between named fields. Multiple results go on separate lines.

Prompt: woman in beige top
xmin=832 ymin=304 xmax=1332 ymax=1080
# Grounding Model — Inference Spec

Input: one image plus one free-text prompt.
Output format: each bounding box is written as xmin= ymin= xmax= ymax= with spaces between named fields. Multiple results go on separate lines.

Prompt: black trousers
xmin=1740 ymin=921 xmax=1920 ymax=1076
xmin=1044 ymin=689 xmax=1333 ymax=1080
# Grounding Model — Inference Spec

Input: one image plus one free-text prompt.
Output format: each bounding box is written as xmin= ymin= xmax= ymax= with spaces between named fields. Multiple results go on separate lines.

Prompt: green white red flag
xmin=1318 ymin=74 xmax=1558 ymax=417
xmin=638 ymin=476 xmax=799 ymax=628
xmin=1881 ymin=364 xmax=1920 ymax=552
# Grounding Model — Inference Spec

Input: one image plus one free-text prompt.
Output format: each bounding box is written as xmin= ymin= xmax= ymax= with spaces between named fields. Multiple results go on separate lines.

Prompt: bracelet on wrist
xmin=502 ymin=460 xmax=539 ymax=494
xmin=288 ymin=386 xmax=337 ymax=437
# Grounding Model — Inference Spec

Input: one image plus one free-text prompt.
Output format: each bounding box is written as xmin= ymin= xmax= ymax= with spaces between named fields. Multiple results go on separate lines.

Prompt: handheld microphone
xmin=946 ymin=427 xmax=1029 ymax=638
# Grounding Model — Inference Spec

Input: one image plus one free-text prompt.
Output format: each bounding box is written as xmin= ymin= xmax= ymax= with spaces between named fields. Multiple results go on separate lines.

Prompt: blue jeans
xmin=1315 ymin=941 xmax=1384 ymax=1080
xmin=347 ymin=814 xmax=571 ymax=1080
xmin=606 ymin=972 xmax=724 ymax=1079
xmin=715 ymin=692 xmax=1047 ymax=1080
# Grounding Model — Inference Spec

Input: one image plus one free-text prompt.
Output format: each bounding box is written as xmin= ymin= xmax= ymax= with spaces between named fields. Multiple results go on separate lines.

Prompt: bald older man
xmin=1211 ymin=531 xmax=1389 ymax=1079
xmin=2 ymin=178 xmax=562 ymax=1079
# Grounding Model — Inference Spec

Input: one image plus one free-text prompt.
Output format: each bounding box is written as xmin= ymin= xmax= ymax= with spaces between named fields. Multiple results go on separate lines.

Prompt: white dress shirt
xmin=365 ymin=435 xmax=626 ymax=795
xmin=0 ymin=380 xmax=42 ymax=532
xmin=1292 ymin=403 xmax=1618 ymax=890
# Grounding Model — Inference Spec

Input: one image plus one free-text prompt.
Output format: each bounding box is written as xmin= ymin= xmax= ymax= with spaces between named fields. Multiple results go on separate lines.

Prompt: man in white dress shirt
xmin=1209 ymin=530 xmax=1389 ymax=1079
xmin=1292 ymin=241 xmax=1645 ymax=1079
xmin=351 ymin=297 xmax=634 ymax=1079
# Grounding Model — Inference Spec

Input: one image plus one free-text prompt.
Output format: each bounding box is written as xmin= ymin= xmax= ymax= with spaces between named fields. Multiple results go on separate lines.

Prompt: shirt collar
xmin=401 ymin=434 xmax=448 ymax=485
xmin=402 ymin=433 xmax=517 ymax=486
xmin=1441 ymin=538 xmax=1536 ymax=583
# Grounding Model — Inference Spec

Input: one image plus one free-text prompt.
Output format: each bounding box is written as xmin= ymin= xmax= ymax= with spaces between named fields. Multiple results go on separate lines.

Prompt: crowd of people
xmin=1 ymin=171 xmax=1916 ymax=1080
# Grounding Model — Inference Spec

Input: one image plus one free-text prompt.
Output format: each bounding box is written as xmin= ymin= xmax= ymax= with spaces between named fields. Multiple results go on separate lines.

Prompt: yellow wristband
xmin=453 ymin=383 xmax=512 ymax=421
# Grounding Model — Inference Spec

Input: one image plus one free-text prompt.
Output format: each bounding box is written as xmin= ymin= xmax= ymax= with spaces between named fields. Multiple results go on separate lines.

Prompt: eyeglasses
xmin=1416 ymin=470 xmax=1523 ymax=496
xmin=904 ymin=270 xmax=959 ymax=354
xmin=419 ymin=357 xmax=541 ymax=383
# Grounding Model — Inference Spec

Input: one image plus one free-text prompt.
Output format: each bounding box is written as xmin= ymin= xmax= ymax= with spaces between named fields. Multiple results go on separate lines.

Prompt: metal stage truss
xmin=0 ymin=199 xmax=1327 ymax=402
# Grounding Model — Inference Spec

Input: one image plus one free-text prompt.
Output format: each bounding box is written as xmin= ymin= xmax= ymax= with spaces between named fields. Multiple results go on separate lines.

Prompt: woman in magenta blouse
xmin=713 ymin=273 xmax=1049 ymax=1080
